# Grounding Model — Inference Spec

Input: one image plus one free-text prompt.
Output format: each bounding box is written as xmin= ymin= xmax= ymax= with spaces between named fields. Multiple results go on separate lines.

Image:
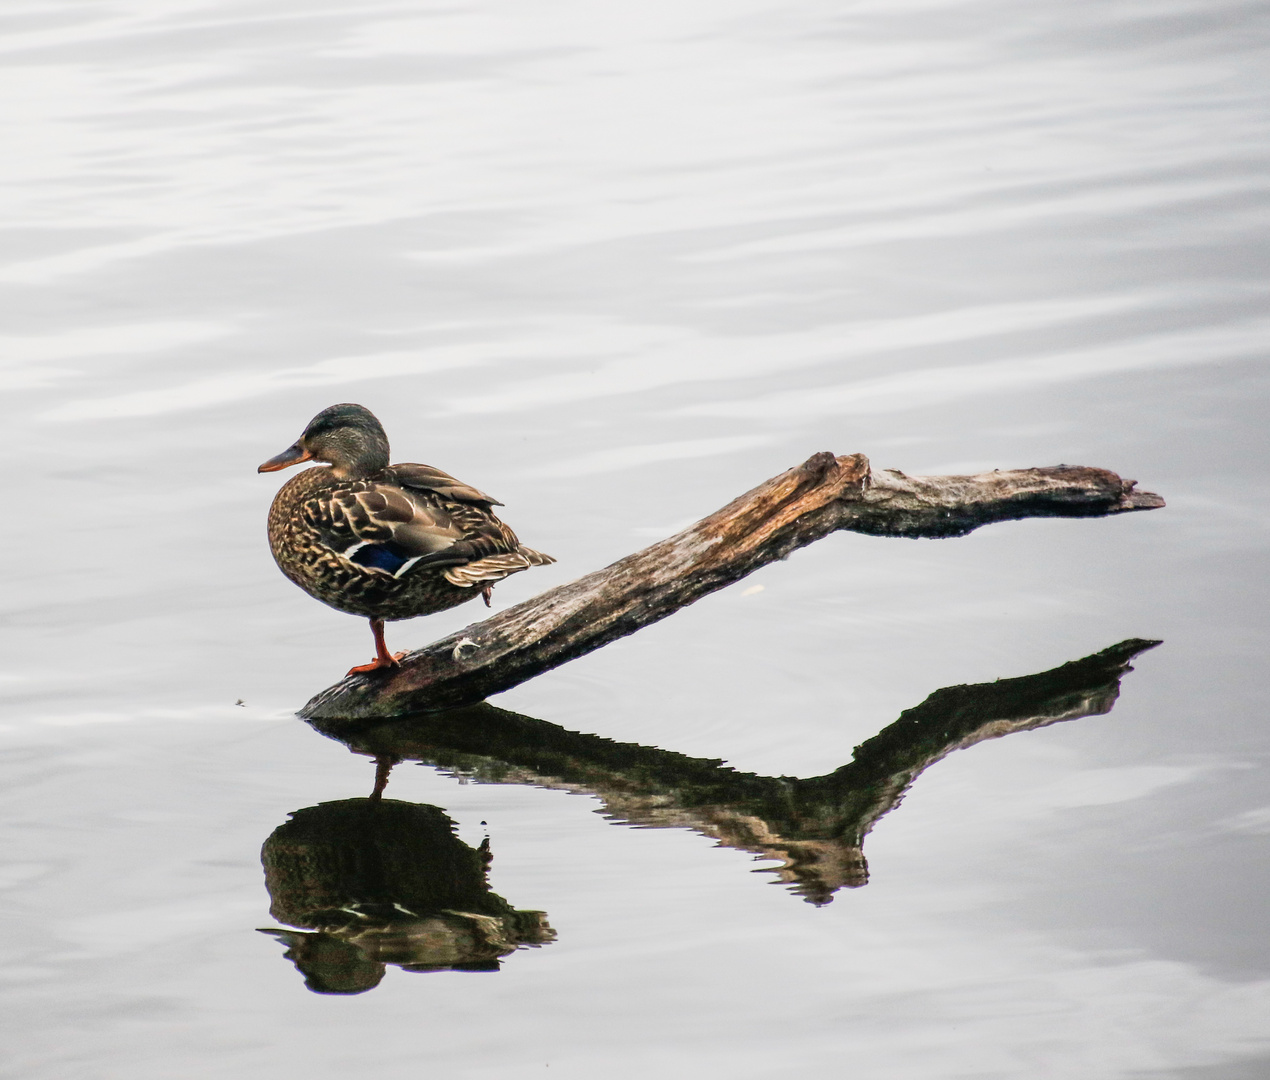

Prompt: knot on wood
xmin=452 ymin=637 xmax=482 ymax=661
xmin=796 ymin=452 xmax=870 ymax=503
xmin=800 ymin=451 xmax=839 ymax=482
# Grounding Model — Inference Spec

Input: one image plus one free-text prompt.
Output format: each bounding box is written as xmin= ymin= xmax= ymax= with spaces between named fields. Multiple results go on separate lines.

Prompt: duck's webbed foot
xmin=347 ymin=617 xmax=406 ymax=677
xmin=345 ymin=652 xmax=406 ymax=676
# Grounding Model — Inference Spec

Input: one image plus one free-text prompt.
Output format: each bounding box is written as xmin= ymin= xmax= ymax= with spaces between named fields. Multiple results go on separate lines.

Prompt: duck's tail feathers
xmin=442 ymin=546 xmax=555 ymax=587
xmin=519 ymin=546 xmax=555 ymax=567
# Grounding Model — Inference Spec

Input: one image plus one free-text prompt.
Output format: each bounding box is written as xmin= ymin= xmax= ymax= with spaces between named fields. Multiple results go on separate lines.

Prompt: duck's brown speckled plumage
xmin=267 ymin=462 xmax=551 ymax=621
xmin=260 ymin=404 xmax=553 ymax=672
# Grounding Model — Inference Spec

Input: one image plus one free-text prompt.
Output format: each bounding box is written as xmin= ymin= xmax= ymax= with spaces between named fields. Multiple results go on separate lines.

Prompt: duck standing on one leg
xmin=258 ymin=403 xmax=554 ymax=676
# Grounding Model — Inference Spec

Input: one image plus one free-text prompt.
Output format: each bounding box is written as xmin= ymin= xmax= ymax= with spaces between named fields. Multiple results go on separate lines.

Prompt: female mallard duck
xmin=258 ymin=403 xmax=554 ymax=674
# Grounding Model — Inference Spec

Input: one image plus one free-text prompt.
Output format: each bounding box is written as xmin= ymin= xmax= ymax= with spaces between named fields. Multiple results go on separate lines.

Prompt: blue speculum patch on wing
xmin=348 ymin=541 xmax=415 ymax=574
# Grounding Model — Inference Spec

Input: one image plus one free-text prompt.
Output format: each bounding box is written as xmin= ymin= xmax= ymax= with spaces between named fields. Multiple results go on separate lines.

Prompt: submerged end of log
xmin=300 ymin=453 xmax=1163 ymax=720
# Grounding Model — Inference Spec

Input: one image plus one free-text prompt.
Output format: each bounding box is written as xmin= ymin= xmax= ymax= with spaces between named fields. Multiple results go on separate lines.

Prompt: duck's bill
xmin=258 ymin=444 xmax=314 ymax=472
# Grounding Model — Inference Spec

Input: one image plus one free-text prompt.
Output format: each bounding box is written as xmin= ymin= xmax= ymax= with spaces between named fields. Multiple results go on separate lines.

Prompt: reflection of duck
xmin=259 ymin=798 xmax=554 ymax=994
xmin=309 ymin=639 xmax=1159 ymax=906
xmin=258 ymin=404 xmax=554 ymax=675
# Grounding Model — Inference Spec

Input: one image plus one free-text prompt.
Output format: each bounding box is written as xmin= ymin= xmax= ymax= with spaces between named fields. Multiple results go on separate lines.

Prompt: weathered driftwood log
xmin=307 ymin=639 xmax=1160 ymax=904
xmin=300 ymin=454 xmax=1163 ymax=719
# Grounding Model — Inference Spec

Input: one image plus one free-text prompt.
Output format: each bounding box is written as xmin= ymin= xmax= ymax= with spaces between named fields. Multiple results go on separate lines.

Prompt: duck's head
xmin=258 ymin=403 xmax=391 ymax=480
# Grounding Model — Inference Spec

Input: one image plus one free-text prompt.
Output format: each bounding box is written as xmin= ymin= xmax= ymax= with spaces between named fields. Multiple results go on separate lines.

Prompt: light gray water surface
xmin=2 ymin=1 xmax=1269 ymax=1076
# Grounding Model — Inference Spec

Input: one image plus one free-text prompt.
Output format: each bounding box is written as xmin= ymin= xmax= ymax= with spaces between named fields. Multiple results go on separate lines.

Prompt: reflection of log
xmin=308 ymin=639 xmax=1159 ymax=905
xmin=301 ymin=455 xmax=1163 ymax=719
xmin=258 ymin=799 xmax=554 ymax=993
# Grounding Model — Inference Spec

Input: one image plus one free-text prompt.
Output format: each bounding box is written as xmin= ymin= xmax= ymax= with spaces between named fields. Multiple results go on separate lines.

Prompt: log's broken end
xmin=1118 ymin=486 xmax=1166 ymax=511
xmin=1030 ymin=465 xmax=1166 ymax=513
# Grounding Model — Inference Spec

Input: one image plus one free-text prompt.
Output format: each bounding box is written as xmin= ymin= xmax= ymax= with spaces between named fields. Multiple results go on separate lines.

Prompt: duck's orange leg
xmin=369 ymin=754 xmax=399 ymax=801
xmin=347 ymin=618 xmax=407 ymax=676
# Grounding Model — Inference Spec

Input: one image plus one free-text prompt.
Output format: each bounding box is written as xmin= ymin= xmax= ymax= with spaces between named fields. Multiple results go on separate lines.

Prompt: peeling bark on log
xmin=300 ymin=454 xmax=1163 ymax=719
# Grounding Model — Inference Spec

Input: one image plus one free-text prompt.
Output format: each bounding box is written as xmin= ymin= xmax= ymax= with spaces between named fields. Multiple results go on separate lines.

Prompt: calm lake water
xmin=2 ymin=1 xmax=1269 ymax=1076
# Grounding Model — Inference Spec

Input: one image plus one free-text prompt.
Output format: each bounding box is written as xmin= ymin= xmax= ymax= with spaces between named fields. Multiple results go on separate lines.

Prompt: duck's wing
xmin=300 ymin=471 xmax=533 ymax=582
xmin=385 ymin=463 xmax=503 ymax=507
